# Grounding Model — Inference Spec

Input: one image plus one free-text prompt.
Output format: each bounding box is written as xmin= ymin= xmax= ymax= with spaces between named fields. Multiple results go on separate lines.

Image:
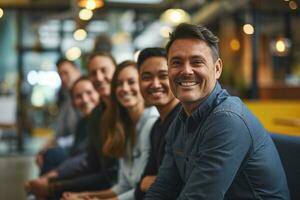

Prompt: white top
xmin=111 ymin=106 xmax=159 ymax=200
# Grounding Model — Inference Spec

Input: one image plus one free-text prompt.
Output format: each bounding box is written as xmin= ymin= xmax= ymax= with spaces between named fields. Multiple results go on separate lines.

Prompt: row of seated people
xmin=25 ymin=49 xmax=168 ymax=200
xmin=25 ymin=23 xmax=291 ymax=200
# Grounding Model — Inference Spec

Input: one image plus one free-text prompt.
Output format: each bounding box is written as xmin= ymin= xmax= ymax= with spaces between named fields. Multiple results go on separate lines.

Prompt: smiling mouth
xmin=178 ymin=81 xmax=198 ymax=87
xmin=120 ymin=93 xmax=133 ymax=100
xmin=148 ymin=88 xmax=166 ymax=97
xmin=150 ymin=90 xmax=164 ymax=94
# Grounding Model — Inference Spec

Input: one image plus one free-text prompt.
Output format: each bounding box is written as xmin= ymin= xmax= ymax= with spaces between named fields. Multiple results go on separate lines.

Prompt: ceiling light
xmin=243 ymin=23 xmax=254 ymax=35
xmin=78 ymin=0 xmax=104 ymax=10
xmin=230 ymin=39 xmax=240 ymax=51
xmin=79 ymin=8 xmax=93 ymax=20
xmin=289 ymin=1 xmax=298 ymax=10
xmin=66 ymin=47 xmax=82 ymax=61
xmin=270 ymin=37 xmax=291 ymax=56
xmin=276 ymin=40 xmax=286 ymax=53
xmin=160 ymin=9 xmax=191 ymax=26
xmin=73 ymin=29 xmax=87 ymax=41
xmin=0 ymin=8 xmax=4 ymax=18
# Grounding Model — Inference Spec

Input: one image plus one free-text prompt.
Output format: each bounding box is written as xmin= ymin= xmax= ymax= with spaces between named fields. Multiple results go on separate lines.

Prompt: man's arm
xmin=49 ymin=172 xmax=113 ymax=197
xmin=61 ymin=189 xmax=116 ymax=200
xmin=134 ymin=146 xmax=156 ymax=199
xmin=56 ymin=147 xmax=100 ymax=179
xmin=134 ymin=121 xmax=159 ymax=200
xmin=144 ymin=132 xmax=183 ymax=200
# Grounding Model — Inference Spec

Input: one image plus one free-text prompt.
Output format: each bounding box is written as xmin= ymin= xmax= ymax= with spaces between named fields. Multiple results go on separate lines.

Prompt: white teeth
xmin=151 ymin=91 xmax=163 ymax=94
xmin=120 ymin=93 xmax=131 ymax=99
xmin=150 ymin=93 xmax=162 ymax=97
xmin=180 ymin=82 xmax=197 ymax=86
xmin=149 ymin=89 xmax=164 ymax=95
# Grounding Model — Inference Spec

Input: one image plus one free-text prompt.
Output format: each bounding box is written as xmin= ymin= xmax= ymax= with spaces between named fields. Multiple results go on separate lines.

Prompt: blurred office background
xmin=0 ymin=0 xmax=300 ymax=199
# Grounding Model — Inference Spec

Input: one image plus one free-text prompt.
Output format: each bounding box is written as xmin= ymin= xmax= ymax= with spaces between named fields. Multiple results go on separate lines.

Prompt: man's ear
xmin=215 ymin=58 xmax=222 ymax=79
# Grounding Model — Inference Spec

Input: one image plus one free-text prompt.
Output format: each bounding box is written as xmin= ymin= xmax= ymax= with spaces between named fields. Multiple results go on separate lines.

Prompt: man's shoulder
xmin=203 ymin=96 xmax=250 ymax=132
xmin=213 ymin=96 xmax=244 ymax=115
xmin=209 ymin=96 xmax=267 ymax=140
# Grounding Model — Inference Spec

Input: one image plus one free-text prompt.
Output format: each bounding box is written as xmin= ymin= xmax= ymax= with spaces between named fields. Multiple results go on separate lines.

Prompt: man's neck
xmin=182 ymin=100 xmax=202 ymax=117
xmin=157 ymin=98 xmax=180 ymax=121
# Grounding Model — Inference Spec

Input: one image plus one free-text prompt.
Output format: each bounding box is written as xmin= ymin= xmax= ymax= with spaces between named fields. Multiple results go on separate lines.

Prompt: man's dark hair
xmin=137 ymin=47 xmax=166 ymax=71
xmin=56 ymin=57 xmax=75 ymax=69
xmin=87 ymin=51 xmax=117 ymax=67
xmin=166 ymin=23 xmax=220 ymax=61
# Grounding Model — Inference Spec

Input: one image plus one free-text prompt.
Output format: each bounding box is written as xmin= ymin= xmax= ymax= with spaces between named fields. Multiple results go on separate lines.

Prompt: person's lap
xmin=41 ymin=147 xmax=69 ymax=175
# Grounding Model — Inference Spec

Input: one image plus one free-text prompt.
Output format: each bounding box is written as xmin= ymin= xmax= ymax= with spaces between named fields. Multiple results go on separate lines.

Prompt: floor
xmin=0 ymin=133 xmax=45 ymax=200
xmin=0 ymin=155 xmax=38 ymax=200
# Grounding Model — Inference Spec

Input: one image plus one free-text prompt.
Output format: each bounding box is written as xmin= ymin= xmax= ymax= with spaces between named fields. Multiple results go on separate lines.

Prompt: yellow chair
xmin=245 ymin=100 xmax=300 ymax=136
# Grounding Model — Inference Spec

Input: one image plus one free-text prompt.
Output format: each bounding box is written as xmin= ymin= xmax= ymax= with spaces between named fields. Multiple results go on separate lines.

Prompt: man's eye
xmin=192 ymin=60 xmax=204 ymax=66
xmin=171 ymin=60 xmax=181 ymax=67
xmin=141 ymin=75 xmax=151 ymax=80
xmin=159 ymin=74 xmax=168 ymax=79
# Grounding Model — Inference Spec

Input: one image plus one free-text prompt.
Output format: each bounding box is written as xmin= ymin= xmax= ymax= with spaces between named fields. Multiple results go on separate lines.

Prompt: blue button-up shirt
xmin=145 ymin=82 xmax=290 ymax=200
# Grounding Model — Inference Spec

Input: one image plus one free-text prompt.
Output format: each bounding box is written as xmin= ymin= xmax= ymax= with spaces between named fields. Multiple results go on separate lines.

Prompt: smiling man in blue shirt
xmin=144 ymin=23 xmax=290 ymax=200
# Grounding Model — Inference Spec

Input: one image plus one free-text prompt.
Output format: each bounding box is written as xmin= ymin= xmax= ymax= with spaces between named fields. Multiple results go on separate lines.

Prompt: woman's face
xmin=72 ymin=80 xmax=99 ymax=115
xmin=115 ymin=66 xmax=143 ymax=109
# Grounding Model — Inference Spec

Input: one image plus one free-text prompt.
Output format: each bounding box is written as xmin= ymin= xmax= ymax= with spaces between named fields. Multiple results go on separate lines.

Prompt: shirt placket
xmin=184 ymin=119 xmax=191 ymax=181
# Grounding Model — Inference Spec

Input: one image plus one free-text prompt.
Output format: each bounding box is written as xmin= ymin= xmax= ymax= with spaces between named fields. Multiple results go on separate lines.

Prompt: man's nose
xmin=96 ymin=70 xmax=104 ymax=81
xmin=151 ymin=77 xmax=161 ymax=88
xmin=181 ymin=63 xmax=194 ymax=75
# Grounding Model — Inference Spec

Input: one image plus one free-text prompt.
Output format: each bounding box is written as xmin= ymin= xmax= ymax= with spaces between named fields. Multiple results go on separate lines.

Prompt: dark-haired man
xmin=36 ymin=58 xmax=81 ymax=175
xmin=134 ymin=47 xmax=181 ymax=200
xmin=145 ymin=23 xmax=290 ymax=199
xmin=54 ymin=58 xmax=81 ymax=144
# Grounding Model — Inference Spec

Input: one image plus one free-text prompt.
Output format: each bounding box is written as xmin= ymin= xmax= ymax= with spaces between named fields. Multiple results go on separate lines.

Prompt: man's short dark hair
xmin=166 ymin=23 xmax=220 ymax=62
xmin=137 ymin=47 xmax=167 ymax=71
xmin=56 ymin=57 xmax=75 ymax=69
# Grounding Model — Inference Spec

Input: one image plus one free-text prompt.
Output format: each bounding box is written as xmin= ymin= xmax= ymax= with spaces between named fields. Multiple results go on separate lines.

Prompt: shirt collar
xmin=179 ymin=82 xmax=228 ymax=122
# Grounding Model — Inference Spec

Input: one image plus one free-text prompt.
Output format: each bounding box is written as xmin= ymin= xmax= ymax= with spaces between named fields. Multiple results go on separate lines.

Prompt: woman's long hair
xmin=101 ymin=60 xmax=138 ymax=158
